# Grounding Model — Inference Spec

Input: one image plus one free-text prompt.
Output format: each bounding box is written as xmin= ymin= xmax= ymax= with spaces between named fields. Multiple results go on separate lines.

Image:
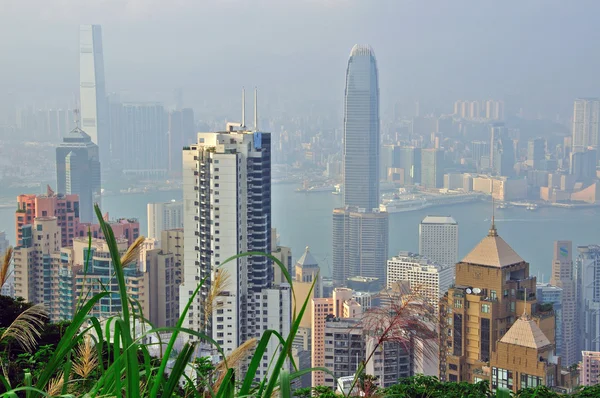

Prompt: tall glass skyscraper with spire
xmin=333 ymin=45 xmax=388 ymax=287
xmin=343 ymin=45 xmax=380 ymax=209
xmin=79 ymin=25 xmax=109 ymax=172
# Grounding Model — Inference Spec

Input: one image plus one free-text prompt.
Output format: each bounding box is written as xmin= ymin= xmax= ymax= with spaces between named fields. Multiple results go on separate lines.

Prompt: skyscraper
xmin=577 ymin=245 xmax=600 ymax=354
xmin=527 ymin=137 xmax=546 ymax=169
xmin=471 ymin=141 xmax=490 ymax=173
xmin=419 ymin=216 xmax=458 ymax=267
xmin=332 ymin=207 xmax=389 ymax=285
xmin=572 ymin=98 xmax=600 ymax=154
xmin=491 ymin=122 xmax=515 ymax=177
xmin=118 ymin=103 xmax=168 ymax=177
xmin=550 ymin=241 xmax=578 ymax=366
xmin=421 ymin=149 xmax=443 ymax=189
xmin=397 ymin=146 xmax=421 ymax=185
xmin=56 ymin=127 xmax=101 ymax=223
xmin=343 ymin=45 xmax=380 ymax=210
xmin=333 ymin=45 xmax=388 ymax=286
xmin=181 ymin=101 xmax=289 ymax=378
xmin=79 ymin=25 xmax=108 ymax=170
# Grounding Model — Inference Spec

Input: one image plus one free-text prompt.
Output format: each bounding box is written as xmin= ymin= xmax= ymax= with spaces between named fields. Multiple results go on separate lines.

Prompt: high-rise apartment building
xmin=271 ymin=228 xmax=293 ymax=286
xmin=13 ymin=217 xmax=61 ymax=305
xmin=181 ymin=114 xmax=287 ymax=381
xmin=570 ymin=149 xmax=597 ymax=182
xmin=147 ymin=201 xmax=184 ymax=240
xmin=75 ymin=216 xmax=140 ymax=246
xmin=421 ymin=148 xmax=443 ymax=189
xmin=333 ymin=45 xmax=388 ymax=289
xmin=332 ymin=207 xmax=388 ymax=285
xmin=71 ymin=237 xmax=146 ymax=320
xmin=146 ymin=247 xmax=181 ymax=328
xmin=576 ymin=245 xmax=600 ymax=353
xmin=79 ymin=25 xmax=109 ymax=170
xmin=527 ymin=137 xmax=546 ymax=170
xmin=0 ymin=232 xmax=12 ymax=297
xmin=56 ymin=127 xmax=101 ymax=223
xmin=536 ymin=283 xmax=563 ymax=359
xmin=581 ymin=351 xmax=600 ymax=386
xmin=441 ymin=222 xmax=555 ymax=387
xmin=397 ymin=146 xmax=421 ymax=185
xmin=549 ymin=241 xmax=578 ymax=366
xmin=572 ymin=98 xmax=600 ymax=154
xmin=419 ymin=216 xmax=458 ymax=266
xmin=386 ymin=251 xmax=454 ymax=312
xmin=342 ymin=45 xmax=380 ymax=210
xmin=15 ymin=190 xmax=80 ymax=247
xmin=311 ymin=288 xmax=357 ymax=387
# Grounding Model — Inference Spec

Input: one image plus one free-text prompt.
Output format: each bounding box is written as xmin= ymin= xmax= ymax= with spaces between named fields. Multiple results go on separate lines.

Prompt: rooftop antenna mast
xmin=74 ymin=108 xmax=80 ymax=129
xmin=489 ymin=195 xmax=497 ymax=236
xmin=241 ymin=87 xmax=246 ymax=128
xmin=254 ymin=87 xmax=258 ymax=131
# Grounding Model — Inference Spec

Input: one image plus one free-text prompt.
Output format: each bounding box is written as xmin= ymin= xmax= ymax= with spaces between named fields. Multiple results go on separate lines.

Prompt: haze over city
xmin=2 ymin=1 xmax=600 ymax=396
xmin=2 ymin=0 xmax=600 ymax=117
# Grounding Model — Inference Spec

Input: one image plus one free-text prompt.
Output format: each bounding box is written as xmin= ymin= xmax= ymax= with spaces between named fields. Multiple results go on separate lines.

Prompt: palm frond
xmin=46 ymin=371 xmax=64 ymax=397
xmin=0 ymin=303 xmax=48 ymax=352
xmin=203 ymin=269 xmax=231 ymax=329
xmin=213 ymin=337 xmax=257 ymax=392
xmin=72 ymin=334 xmax=98 ymax=379
xmin=0 ymin=246 xmax=13 ymax=290
xmin=120 ymin=236 xmax=145 ymax=268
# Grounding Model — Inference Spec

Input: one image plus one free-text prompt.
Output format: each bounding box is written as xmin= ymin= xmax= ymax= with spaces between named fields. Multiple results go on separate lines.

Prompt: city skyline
xmin=2 ymin=4 xmax=600 ymax=395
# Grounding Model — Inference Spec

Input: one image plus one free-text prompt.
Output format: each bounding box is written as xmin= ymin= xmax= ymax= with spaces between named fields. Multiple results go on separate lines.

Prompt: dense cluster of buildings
xmin=2 ymin=25 xmax=600 ymax=395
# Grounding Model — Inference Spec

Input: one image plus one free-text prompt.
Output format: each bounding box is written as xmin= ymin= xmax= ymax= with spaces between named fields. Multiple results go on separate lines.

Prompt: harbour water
xmin=1 ymin=183 xmax=600 ymax=279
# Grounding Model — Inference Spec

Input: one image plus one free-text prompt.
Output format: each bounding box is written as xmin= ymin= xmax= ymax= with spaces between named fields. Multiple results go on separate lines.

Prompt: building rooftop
xmin=421 ymin=216 xmax=457 ymax=225
xmin=499 ymin=314 xmax=552 ymax=350
xmin=296 ymin=246 xmax=318 ymax=268
xmin=461 ymin=224 xmax=524 ymax=268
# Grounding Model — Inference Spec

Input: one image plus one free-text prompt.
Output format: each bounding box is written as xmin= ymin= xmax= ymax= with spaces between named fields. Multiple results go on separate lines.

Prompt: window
xmin=510 ymin=302 xmax=516 ymax=313
xmin=490 ymin=290 xmax=497 ymax=300
xmin=454 ymin=299 xmax=463 ymax=308
xmin=521 ymin=374 xmax=541 ymax=389
xmin=491 ymin=367 xmax=513 ymax=391
xmin=481 ymin=304 xmax=490 ymax=313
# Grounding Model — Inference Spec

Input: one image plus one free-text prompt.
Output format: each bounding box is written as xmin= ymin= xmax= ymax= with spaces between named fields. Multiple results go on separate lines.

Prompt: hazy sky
xmin=1 ymin=0 xmax=600 ymax=117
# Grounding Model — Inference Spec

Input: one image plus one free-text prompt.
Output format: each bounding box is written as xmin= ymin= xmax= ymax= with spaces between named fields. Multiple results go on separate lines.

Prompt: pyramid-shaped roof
xmin=461 ymin=224 xmax=524 ymax=267
xmin=499 ymin=314 xmax=552 ymax=350
xmin=296 ymin=246 xmax=318 ymax=268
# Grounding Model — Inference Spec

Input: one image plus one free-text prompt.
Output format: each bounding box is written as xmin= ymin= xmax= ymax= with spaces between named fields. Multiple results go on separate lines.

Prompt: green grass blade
xmin=162 ymin=342 xmax=197 ymax=397
xmin=279 ymin=370 xmax=291 ymax=398
xmin=239 ymin=329 xmax=277 ymax=395
xmin=149 ymin=275 xmax=207 ymax=398
xmin=93 ymin=204 xmax=140 ymax=397
xmin=88 ymin=317 xmax=105 ymax=374
xmin=262 ymin=274 xmax=317 ymax=398
xmin=35 ymin=291 xmax=109 ymax=390
xmin=214 ymin=368 xmax=235 ymax=398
